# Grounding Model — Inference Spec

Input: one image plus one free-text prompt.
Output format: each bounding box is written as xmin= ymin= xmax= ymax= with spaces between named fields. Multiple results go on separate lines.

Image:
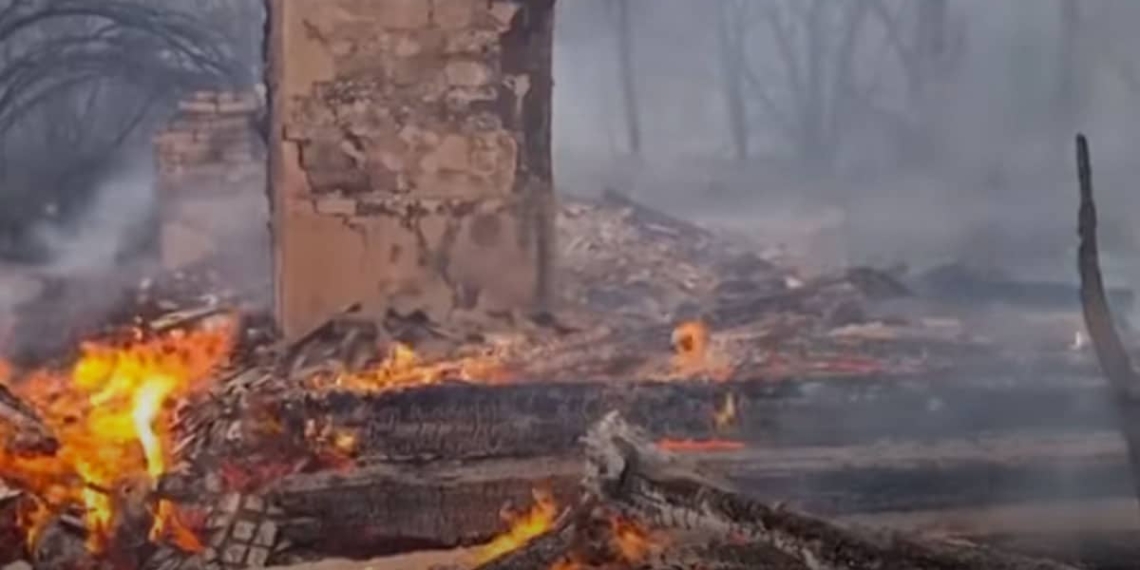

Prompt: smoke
xmin=29 ymin=153 xmax=158 ymax=276
xmin=552 ymin=0 xmax=1140 ymax=283
xmin=0 ymin=148 xmax=164 ymax=359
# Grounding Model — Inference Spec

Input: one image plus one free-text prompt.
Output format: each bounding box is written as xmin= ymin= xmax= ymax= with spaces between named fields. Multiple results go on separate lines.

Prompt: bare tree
xmin=0 ymin=0 xmax=248 ymax=263
xmin=721 ymin=0 xmax=884 ymax=170
xmin=716 ymin=1 xmax=749 ymax=161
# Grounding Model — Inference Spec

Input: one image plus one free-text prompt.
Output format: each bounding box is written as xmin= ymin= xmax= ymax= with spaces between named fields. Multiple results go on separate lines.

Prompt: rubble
xmin=0 ymin=188 xmax=1126 ymax=569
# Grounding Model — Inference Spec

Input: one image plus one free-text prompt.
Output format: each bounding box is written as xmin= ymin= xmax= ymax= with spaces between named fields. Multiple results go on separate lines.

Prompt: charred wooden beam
xmin=268 ymin=457 xmax=581 ymax=557
xmin=582 ymin=412 xmax=1079 ymax=570
xmin=278 ymin=375 xmax=1122 ymax=465
xmin=1075 ymin=132 xmax=1140 ymax=513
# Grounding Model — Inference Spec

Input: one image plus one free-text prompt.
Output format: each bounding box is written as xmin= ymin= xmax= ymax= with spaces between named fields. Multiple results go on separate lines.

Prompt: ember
xmin=656 ymin=439 xmax=745 ymax=453
xmin=608 ymin=515 xmax=654 ymax=563
xmin=0 ymin=318 xmax=235 ymax=553
xmin=670 ymin=321 xmax=732 ymax=380
xmin=713 ymin=392 xmax=737 ymax=431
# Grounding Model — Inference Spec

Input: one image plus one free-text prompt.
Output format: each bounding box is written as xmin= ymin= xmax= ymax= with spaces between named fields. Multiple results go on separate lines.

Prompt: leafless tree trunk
xmin=1075 ymin=134 xmax=1140 ymax=516
xmin=613 ymin=0 xmax=641 ymax=157
xmin=716 ymin=1 xmax=749 ymax=161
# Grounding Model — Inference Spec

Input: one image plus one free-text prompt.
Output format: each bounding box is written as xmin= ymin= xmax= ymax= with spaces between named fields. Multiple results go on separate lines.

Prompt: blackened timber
xmin=583 ymin=413 xmax=1079 ymax=570
xmin=289 ymin=374 xmax=1120 ymax=464
xmin=268 ymin=457 xmax=580 ymax=556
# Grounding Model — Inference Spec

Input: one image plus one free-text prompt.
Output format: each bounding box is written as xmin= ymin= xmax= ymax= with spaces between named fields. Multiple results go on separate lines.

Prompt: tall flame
xmin=0 ymin=320 xmax=234 ymax=552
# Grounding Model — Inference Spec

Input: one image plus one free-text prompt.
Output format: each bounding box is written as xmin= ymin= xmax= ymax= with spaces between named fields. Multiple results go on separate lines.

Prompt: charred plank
xmin=583 ymin=412 xmax=1079 ymax=570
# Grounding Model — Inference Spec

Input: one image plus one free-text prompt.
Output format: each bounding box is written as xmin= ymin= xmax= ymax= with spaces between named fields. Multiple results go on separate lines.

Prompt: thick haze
xmin=5 ymin=0 xmax=1140 ymax=320
xmin=553 ymin=0 xmax=1140 ymax=284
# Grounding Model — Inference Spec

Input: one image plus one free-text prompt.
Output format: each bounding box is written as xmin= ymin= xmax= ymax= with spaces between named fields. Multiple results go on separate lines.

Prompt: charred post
xmin=1075 ymin=133 xmax=1140 ymax=513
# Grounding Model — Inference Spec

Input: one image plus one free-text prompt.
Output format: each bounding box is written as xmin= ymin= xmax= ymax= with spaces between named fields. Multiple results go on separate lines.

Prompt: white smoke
xmin=30 ymin=154 xmax=158 ymax=276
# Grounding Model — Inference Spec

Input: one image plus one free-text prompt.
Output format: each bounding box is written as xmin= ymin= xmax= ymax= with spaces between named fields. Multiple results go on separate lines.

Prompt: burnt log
xmin=268 ymin=457 xmax=581 ymax=558
xmin=278 ymin=374 xmax=1123 ymax=465
xmin=582 ymin=412 xmax=1079 ymax=570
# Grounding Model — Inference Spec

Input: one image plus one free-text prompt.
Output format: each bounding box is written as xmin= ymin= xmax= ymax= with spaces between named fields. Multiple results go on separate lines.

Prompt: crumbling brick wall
xmin=154 ymin=91 xmax=268 ymax=272
xmin=267 ymin=0 xmax=556 ymax=338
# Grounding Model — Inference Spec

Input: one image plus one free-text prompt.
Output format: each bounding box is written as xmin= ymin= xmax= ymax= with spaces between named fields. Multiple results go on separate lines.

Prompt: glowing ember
xmin=713 ymin=392 xmax=737 ymax=431
xmin=549 ymin=559 xmax=581 ymax=570
xmin=656 ymin=438 xmax=745 ymax=452
xmin=609 ymin=515 xmax=653 ymax=562
xmin=474 ymin=488 xmax=559 ymax=564
xmin=312 ymin=342 xmax=507 ymax=394
xmin=670 ymin=321 xmax=732 ymax=380
xmin=0 ymin=319 xmax=234 ymax=553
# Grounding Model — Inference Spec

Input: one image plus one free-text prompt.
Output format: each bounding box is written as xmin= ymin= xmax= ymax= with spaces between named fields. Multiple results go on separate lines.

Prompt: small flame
xmin=656 ymin=438 xmax=744 ymax=452
xmin=333 ymin=430 xmax=358 ymax=455
xmin=314 ymin=343 xmax=507 ymax=394
xmin=713 ymin=392 xmax=737 ymax=431
xmin=610 ymin=515 xmax=652 ymax=562
xmin=670 ymin=321 xmax=733 ymax=380
xmin=474 ymin=488 xmax=558 ymax=564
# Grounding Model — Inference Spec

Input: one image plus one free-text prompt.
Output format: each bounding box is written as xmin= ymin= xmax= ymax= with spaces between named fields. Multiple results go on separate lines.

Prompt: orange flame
xmin=312 ymin=343 xmax=507 ymax=394
xmin=670 ymin=321 xmax=732 ymax=381
xmin=610 ymin=515 xmax=653 ymax=562
xmin=474 ymin=488 xmax=558 ymax=564
xmin=0 ymin=319 xmax=234 ymax=553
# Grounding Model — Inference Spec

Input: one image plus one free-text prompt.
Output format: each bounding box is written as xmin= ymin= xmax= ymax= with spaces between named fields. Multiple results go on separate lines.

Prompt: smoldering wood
xmin=471 ymin=504 xmax=582 ymax=570
xmin=264 ymin=374 xmax=1120 ymax=464
xmin=268 ymin=457 xmax=581 ymax=556
xmin=1075 ymin=132 xmax=1140 ymax=513
xmin=582 ymin=412 xmax=1080 ymax=570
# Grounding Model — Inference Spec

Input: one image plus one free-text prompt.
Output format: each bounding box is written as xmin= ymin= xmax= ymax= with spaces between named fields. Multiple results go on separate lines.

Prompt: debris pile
xmin=0 ymin=191 xmax=1121 ymax=569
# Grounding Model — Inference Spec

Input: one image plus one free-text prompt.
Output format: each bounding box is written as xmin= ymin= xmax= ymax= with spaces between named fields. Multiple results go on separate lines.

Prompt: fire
xmin=474 ymin=488 xmax=559 ymax=565
xmin=609 ymin=515 xmax=652 ymax=562
xmin=670 ymin=321 xmax=732 ymax=380
xmin=314 ymin=342 xmax=507 ymax=394
xmin=656 ymin=438 xmax=744 ymax=452
xmin=713 ymin=392 xmax=737 ymax=431
xmin=0 ymin=319 xmax=234 ymax=553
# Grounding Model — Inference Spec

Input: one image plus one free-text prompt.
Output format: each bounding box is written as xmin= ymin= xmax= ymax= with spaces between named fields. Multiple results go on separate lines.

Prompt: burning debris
xmin=0 ymin=191 xmax=1127 ymax=569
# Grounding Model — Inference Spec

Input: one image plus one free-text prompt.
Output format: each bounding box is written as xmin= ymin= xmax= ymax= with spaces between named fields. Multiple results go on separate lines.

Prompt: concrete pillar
xmin=266 ymin=0 xmax=556 ymax=338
